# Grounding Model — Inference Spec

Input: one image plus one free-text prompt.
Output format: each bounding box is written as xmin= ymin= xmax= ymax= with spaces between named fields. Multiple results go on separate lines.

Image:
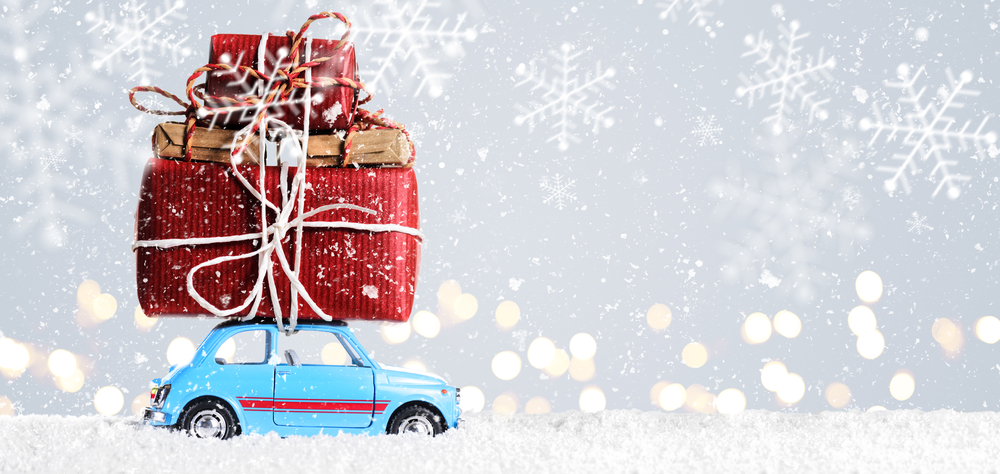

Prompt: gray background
xmin=1 ymin=0 xmax=999 ymax=415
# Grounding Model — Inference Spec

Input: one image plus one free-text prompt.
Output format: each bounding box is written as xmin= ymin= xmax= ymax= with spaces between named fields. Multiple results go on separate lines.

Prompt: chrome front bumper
xmin=143 ymin=407 xmax=168 ymax=424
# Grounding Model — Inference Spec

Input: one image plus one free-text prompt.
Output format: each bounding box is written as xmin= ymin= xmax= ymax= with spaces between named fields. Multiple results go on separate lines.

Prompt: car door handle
xmin=277 ymin=370 xmax=291 ymax=375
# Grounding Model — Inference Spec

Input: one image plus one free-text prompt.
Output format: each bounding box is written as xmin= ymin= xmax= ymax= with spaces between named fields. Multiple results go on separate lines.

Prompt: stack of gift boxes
xmin=133 ymin=13 xmax=422 ymax=325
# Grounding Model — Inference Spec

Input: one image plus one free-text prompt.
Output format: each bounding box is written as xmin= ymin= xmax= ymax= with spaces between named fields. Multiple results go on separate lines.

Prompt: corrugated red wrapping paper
xmin=134 ymin=158 xmax=421 ymax=322
xmin=205 ymin=33 xmax=358 ymax=131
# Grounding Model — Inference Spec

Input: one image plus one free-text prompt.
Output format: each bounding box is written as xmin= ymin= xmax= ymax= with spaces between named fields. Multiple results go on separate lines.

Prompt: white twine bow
xmin=133 ymin=37 xmax=422 ymax=334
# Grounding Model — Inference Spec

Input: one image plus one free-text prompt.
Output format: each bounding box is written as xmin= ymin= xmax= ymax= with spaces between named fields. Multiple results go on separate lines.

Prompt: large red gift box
xmin=204 ymin=33 xmax=358 ymax=131
xmin=134 ymin=158 xmax=421 ymax=322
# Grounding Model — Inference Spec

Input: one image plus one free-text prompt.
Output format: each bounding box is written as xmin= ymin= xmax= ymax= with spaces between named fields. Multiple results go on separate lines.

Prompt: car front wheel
xmin=179 ymin=399 xmax=239 ymax=440
xmin=387 ymin=405 xmax=444 ymax=436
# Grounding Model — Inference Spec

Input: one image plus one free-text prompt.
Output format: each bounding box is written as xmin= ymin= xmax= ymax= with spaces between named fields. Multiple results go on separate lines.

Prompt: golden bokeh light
xmin=646 ymin=303 xmax=673 ymax=331
xmin=48 ymin=349 xmax=77 ymax=378
xmin=777 ymin=373 xmax=805 ymax=404
xmin=848 ymin=306 xmax=877 ymax=336
xmin=649 ymin=380 xmax=671 ymax=407
xmin=681 ymin=342 xmax=708 ymax=368
xmin=527 ymin=337 xmax=556 ymax=369
xmin=761 ymin=361 xmax=788 ymax=392
xmin=825 ymin=382 xmax=852 ymax=409
xmin=492 ymin=392 xmax=518 ymax=414
xmin=568 ymin=356 xmax=596 ymax=381
xmin=0 ymin=396 xmax=12 ymax=416
xmin=166 ymin=337 xmax=195 ymax=366
xmin=658 ymin=383 xmax=687 ymax=411
xmin=379 ymin=321 xmax=411 ymax=345
xmin=867 ymin=405 xmax=887 ymax=412
xmin=569 ymin=333 xmax=597 ymax=359
xmin=495 ymin=301 xmax=520 ymax=331
xmin=92 ymin=293 xmax=117 ymax=321
xmin=94 ymin=386 xmax=124 ymax=415
xmin=454 ymin=294 xmax=479 ymax=321
xmin=890 ymin=370 xmax=915 ymax=401
xmin=684 ymin=384 xmax=717 ymax=413
xmin=130 ymin=394 xmax=149 ymax=416
xmin=459 ymin=386 xmax=485 ymax=413
xmin=76 ymin=280 xmax=101 ymax=312
xmin=856 ymin=330 xmax=886 ymax=360
xmin=55 ymin=368 xmax=85 ymax=393
xmin=856 ymin=270 xmax=883 ymax=303
xmin=715 ymin=388 xmax=746 ymax=415
xmin=525 ymin=396 xmax=552 ymax=414
xmin=321 ymin=342 xmax=349 ymax=366
xmin=741 ymin=312 xmax=772 ymax=345
xmin=216 ymin=338 xmax=236 ymax=363
xmin=931 ymin=318 xmax=964 ymax=357
xmin=0 ymin=338 xmax=29 ymax=373
xmin=491 ymin=351 xmax=522 ymax=380
xmin=436 ymin=280 xmax=462 ymax=324
xmin=411 ymin=310 xmax=441 ymax=338
xmin=579 ymin=386 xmax=606 ymax=413
xmin=975 ymin=316 xmax=1000 ymax=344
xmin=773 ymin=310 xmax=802 ymax=338
xmin=133 ymin=307 xmax=158 ymax=332
xmin=401 ymin=359 xmax=428 ymax=372
xmin=543 ymin=349 xmax=570 ymax=377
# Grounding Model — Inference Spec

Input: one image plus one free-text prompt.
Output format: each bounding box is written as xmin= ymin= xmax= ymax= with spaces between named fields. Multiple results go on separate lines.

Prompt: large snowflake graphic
xmin=860 ymin=64 xmax=998 ymax=199
xmin=540 ymin=174 xmax=577 ymax=210
xmin=350 ymin=0 xmax=479 ymax=99
xmin=85 ymin=0 xmax=191 ymax=85
xmin=514 ymin=44 xmax=616 ymax=151
xmin=906 ymin=212 xmax=933 ymax=234
xmin=735 ymin=20 xmax=836 ymax=136
xmin=656 ymin=0 xmax=723 ymax=38
xmin=691 ymin=116 xmax=723 ymax=146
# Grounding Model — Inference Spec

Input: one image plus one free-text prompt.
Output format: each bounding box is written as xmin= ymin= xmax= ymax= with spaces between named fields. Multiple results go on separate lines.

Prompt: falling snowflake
xmin=449 ymin=207 xmax=467 ymax=224
xmin=514 ymin=44 xmax=616 ymax=151
xmin=735 ymin=20 xmax=836 ymax=135
xmin=841 ymin=186 xmax=861 ymax=211
xmin=85 ymin=0 xmax=191 ymax=85
xmin=691 ymin=116 xmax=723 ymax=146
xmin=906 ymin=212 xmax=933 ymax=234
xmin=540 ymin=174 xmax=577 ymax=210
xmin=350 ymin=0 xmax=480 ymax=98
xmin=656 ymin=0 xmax=723 ymax=38
xmin=861 ymin=64 xmax=998 ymax=199
xmin=64 ymin=126 xmax=84 ymax=147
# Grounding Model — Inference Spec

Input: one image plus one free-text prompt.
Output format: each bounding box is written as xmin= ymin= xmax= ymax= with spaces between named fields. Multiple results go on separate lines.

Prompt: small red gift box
xmin=134 ymin=158 xmax=421 ymax=322
xmin=205 ymin=33 xmax=358 ymax=131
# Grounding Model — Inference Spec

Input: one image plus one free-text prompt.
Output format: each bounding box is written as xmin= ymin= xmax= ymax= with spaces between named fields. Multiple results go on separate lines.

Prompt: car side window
xmin=277 ymin=330 xmax=361 ymax=367
xmin=215 ymin=330 xmax=269 ymax=365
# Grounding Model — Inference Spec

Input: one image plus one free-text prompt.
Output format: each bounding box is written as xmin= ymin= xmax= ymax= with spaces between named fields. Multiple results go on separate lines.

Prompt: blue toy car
xmin=143 ymin=319 xmax=461 ymax=439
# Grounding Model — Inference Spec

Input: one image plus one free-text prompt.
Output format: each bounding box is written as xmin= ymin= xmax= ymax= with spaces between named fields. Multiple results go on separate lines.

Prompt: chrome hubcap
xmin=191 ymin=410 xmax=226 ymax=438
xmin=399 ymin=415 xmax=433 ymax=435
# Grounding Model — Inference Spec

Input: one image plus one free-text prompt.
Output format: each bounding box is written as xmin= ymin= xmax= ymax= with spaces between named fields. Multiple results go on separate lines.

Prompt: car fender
xmin=375 ymin=389 xmax=450 ymax=432
xmin=161 ymin=387 xmax=248 ymax=430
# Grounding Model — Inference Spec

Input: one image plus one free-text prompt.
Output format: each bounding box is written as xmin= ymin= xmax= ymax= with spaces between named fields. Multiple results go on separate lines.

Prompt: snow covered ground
xmin=1 ymin=410 xmax=998 ymax=473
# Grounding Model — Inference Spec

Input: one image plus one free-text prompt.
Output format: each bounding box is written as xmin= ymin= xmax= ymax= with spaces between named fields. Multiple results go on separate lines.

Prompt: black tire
xmin=178 ymin=399 xmax=240 ymax=440
xmin=387 ymin=405 xmax=445 ymax=436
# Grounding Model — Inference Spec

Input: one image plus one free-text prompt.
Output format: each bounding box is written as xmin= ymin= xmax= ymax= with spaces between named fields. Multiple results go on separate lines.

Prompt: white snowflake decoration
xmin=691 ymin=116 xmax=723 ymax=146
xmin=351 ymin=0 xmax=479 ymax=98
xmin=906 ymin=212 xmax=933 ymax=234
xmin=656 ymin=0 xmax=723 ymax=38
xmin=514 ymin=44 xmax=616 ymax=151
xmin=85 ymin=0 xmax=191 ymax=85
xmin=540 ymin=174 xmax=577 ymax=210
xmin=736 ymin=20 xmax=836 ymax=135
xmin=861 ymin=64 xmax=998 ymax=199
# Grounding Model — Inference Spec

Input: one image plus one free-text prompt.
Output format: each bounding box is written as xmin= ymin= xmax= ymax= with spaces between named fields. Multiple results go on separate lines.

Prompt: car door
xmin=273 ymin=329 xmax=375 ymax=428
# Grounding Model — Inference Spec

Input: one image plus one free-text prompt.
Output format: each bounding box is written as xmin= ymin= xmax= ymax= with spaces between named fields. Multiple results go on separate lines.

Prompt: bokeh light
xmin=658 ymin=383 xmax=687 ymax=411
xmin=975 ymin=316 xmax=1000 ymax=344
xmin=773 ymin=310 xmax=802 ymax=338
xmin=459 ymin=386 xmax=485 ymax=413
xmin=321 ymin=342 xmax=349 ymax=365
xmin=856 ymin=330 xmax=886 ymax=360
xmin=525 ymin=396 xmax=552 ymax=414
xmin=492 ymin=392 xmax=518 ymax=414
xmin=685 ymin=384 xmax=717 ymax=413
xmin=166 ymin=337 xmax=195 ymax=366
xmin=646 ymin=303 xmax=673 ymax=331
xmin=681 ymin=342 xmax=708 ymax=368
xmin=94 ymin=386 xmax=124 ymax=415
xmin=76 ymin=280 xmax=100 ymax=312
xmin=527 ymin=337 xmax=556 ymax=369
xmin=579 ymin=386 xmax=606 ymax=413
xmin=491 ymin=351 xmax=522 ymax=380
xmin=760 ymin=361 xmax=788 ymax=392
xmin=401 ymin=359 xmax=428 ymax=372
xmin=92 ymin=293 xmax=117 ymax=321
xmin=741 ymin=312 xmax=772 ymax=344
xmin=133 ymin=307 xmax=158 ymax=332
xmin=543 ymin=349 xmax=570 ymax=377
xmin=777 ymin=373 xmax=805 ymax=404
xmin=436 ymin=280 xmax=462 ymax=324
xmin=454 ymin=294 xmax=479 ymax=321
xmin=715 ymin=388 xmax=746 ymax=414
xmin=856 ymin=270 xmax=883 ymax=303
xmin=0 ymin=396 xmax=12 ymax=416
xmin=569 ymin=333 xmax=597 ymax=359
xmin=48 ymin=349 xmax=77 ymax=378
xmin=825 ymin=382 xmax=852 ymax=409
xmin=130 ymin=395 xmax=149 ymax=416
xmin=0 ymin=338 xmax=29 ymax=375
xmin=411 ymin=310 xmax=441 ymax=338
xmin=495 ymin=301 xmax=520 ymax=331
xmin=380 ymin=321 xmax=411 ymax=344
xmin=568 ymin=356 xmax=596 ymax=381
xmin=649 ymin=380 xmax=671 ymax=407
xmin=848 ymin=306 xmax=877 ymax=336
xmin=931 ymin=318 xmax=964 ymax=356
xmin=216 ymin=338 xmax=236 ymax=362
xmin=890 ymin=370 xmax=915 ymax=401
xmin=55 ymin=368 xmax=85 ymax=393
xmin=867 ymin=405 xmax=887 ymax=412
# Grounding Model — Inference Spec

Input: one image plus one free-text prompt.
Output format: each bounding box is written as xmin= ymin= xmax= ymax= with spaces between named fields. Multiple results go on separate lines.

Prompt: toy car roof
xmin=213 ymin=318 xmax=348 ymax=330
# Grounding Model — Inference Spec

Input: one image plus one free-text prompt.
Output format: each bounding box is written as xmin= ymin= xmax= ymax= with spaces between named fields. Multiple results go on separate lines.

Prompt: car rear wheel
xmin=179 ymin=399 xmax=239 ymax=440
xmin=387 ymin=405 xmax=444 ymax=436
